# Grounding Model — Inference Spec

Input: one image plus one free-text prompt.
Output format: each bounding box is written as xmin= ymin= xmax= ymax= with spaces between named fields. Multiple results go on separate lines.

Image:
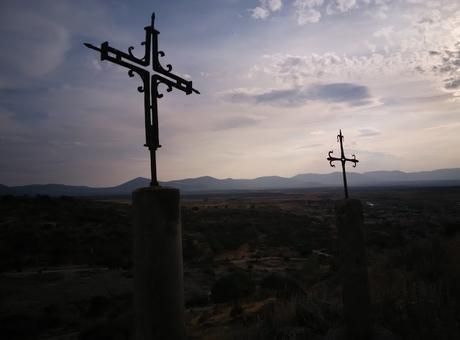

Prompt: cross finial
xmin=327 ymin=130 xmax=359 ymax=198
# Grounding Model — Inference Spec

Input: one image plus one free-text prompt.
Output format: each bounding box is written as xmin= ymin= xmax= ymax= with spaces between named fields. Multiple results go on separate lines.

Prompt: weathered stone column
xmin=133 ymin=187 xmax=185 ymax=340
xmin=335 ymin=199 xmax=372 ymax=340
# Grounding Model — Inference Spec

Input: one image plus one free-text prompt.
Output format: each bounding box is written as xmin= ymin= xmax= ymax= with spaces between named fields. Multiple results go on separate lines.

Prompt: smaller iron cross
xmin=327 ymin=130 xmax=359 ymax=198
xmin=84 ymin=13 xmax=199 ymax=186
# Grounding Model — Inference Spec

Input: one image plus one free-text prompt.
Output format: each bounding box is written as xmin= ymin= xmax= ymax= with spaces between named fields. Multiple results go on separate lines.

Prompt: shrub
xmin=211 ymin=269 xmax=255 ymax=303
xmin=260 ymin=273 xmax=304 ymax=298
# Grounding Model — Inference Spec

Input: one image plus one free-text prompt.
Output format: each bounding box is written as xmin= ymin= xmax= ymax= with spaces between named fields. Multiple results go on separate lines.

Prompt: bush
xmin=211 ymin=269 xmax=255 ymax=303
xmin=260 ymin=273 xmax=304 ymax=298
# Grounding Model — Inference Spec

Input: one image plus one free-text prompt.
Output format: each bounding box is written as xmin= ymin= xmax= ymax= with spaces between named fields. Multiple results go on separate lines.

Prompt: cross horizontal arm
xmin=102 ymin=45 xmax=149 ymax=82
xmin=84 ymin=42 xmax=149 ymax=81
xmin=103 ymin=42 xmax=148 ymax=67
xmin=344 ymin=155 xmax=359 ymax=167
xmin=327 ymin=150 xmax=342 ymax=167
xmin=84 ymin=43 xmax=101 ymax=52
xmin=153 ymin=73 xmax=200 ymax=96
xmin=152 ymin=48 xmax=200 ymax=94
xmin=100 ymin=42 xmax=144 ymax=73
xmin=153 ymin=60 xmax=197 ymax=92
xmin=344 ymin=158 xmax=359 ymax=163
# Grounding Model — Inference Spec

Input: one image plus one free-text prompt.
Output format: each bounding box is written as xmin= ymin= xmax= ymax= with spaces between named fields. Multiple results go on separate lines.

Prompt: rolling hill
xmin=1 ymin=168 xmax=460 ymax=196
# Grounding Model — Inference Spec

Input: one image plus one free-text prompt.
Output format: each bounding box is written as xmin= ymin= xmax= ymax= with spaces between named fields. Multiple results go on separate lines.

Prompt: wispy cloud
xmin=226 ymin=82 xmax=371 ymax=107
xmin=297 ymin=143 xmax=322 ymax=149
xmin=251 ymin=0 xmax=284 ymax=20
xmin=251 ymin=6 xmax=271 ymax=19
xmin=214 ymin=116 xmax=260 ymax=130
xmin=250 ymin=52 xmax=426 ymax=85
xmin=431 ymin=42 xmax=460 ymax=95
xmin=357 ymin=128 xmax=380 ymax=137
xmin=0 ymin=8 xmax=70 ymax=88
xmin=294 ymin=0 xmax=323 ymax=25
xmin=249 ymin=0 xmax=443 ymax=25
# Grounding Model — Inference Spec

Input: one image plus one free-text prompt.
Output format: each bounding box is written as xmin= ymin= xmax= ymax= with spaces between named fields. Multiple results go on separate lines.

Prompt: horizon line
xmin=2 ymin=167 xmax=460 ymax=188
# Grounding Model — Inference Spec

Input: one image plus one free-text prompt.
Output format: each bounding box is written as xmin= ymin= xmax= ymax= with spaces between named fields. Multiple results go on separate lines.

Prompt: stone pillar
xmin=335 ymin=199 xmax=372 ymax=340
xmin=132 ymin=187 xmax=185 ymax=340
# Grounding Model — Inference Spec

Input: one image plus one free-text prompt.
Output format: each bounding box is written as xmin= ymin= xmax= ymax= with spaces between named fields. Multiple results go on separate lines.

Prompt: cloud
xmin=373 ymin=26 xmax=394 ymax=42
xmin=267 ymin=0 xmax=283 ymax=11
xmin=297 ymin=143 xmax=323 ymax=149
xmin=226 ymin=82 xmax=371 ymax=107
xmin=250 ymin=52 xmax=420 ymax=87
xmin=431 ymin=42 xmax=460 ymax=93
xmin=294 ymin=0 xmax=323 ymax=25
xmin=0 ymin=7 xmax=70 ymax=87
xmin=309 ymin=83 xmax=371 ymax=104
xmin=249 ymin=30 xmax=460 ymax=92
xmin=251 ymin=6 xmax=270 ymax=19
xmin=0 ymin=0 xmax=127 ymax=90
xmin=214 ymin=116 xmax=260 ymax=130
xmin=294 ymin=0 xmax=324 ymax=9
xmin=251 ymin=0 xmax=283 ymax=20
xmin=250 ymin=0 xmax=395 ymax=25
xmin=248 ymin=0 xmax=444 ymax=26
xmin=352 ymin=149 xmax=402 ymax=170
xmin=374 ymin=3 xmax=389 ymax=19
xmin=0 ymin=135 xmax=35 ymax=145
xmin=324 ymin=0 xmax=372 ymax=17
xmin=382 ymin=94 xmax=452 ymax=107
xmin=297 ymin=8 xmax=322 ymax=24
xmin=357 ymin=128 xmax=380 ymax=137
xmin=0 ymin=88 xmax=49 ymax=123
xmin=445 ymin=78 xmax=460 ymax=90
xmin=336 ymin=0 xmax=357 ymax=13
xmin=258 ymin=0 xmax=360 ymax=26
xmin=423 ymin=122 xmax=460 ymax=131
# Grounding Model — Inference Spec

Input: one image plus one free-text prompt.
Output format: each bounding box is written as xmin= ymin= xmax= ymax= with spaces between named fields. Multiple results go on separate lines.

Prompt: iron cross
xmin=327 ymin=130 xmax=359 ymax=198
xmin=84 ymin=13 xmax=199 ymax=186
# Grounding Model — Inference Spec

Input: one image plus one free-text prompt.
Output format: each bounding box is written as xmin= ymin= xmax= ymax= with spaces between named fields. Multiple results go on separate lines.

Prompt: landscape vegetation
xmin=1 ymin=185 xmax=460 ymax=339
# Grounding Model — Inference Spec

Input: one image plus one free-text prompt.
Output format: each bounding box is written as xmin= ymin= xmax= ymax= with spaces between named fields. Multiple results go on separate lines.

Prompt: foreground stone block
xmin=133 ymin=187 xmax=185 ymax=340
xmin=335 ymin=199 xmax=372 ymax=340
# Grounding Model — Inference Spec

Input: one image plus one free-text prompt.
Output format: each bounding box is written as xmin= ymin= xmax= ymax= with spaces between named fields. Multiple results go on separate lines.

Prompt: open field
xmin=1 ymin=186 xmax=460 ymax=339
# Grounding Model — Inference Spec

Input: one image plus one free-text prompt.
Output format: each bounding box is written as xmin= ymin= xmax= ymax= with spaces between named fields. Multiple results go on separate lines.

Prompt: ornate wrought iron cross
xmin=327 ymin=130 xmax=359 ymax=198
xmin=84 ymin=13 xmax=199 ymax=186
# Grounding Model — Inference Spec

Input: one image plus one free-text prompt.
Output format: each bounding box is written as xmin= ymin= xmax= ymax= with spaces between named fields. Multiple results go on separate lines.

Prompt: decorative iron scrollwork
xmin=327 ymin=151 xmax=336 ymax=167
xmin=351 ymin=154 xmax=358 ymax=167
xmin=158 ymin=51 xmax=173 ymax=72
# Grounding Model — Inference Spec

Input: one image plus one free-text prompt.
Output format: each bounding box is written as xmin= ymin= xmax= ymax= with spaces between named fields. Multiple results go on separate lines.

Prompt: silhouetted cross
xmin=85 ymin=13 xmax=199 ymax=186
xmin=327 ymin=130 xmax=359 ymax=198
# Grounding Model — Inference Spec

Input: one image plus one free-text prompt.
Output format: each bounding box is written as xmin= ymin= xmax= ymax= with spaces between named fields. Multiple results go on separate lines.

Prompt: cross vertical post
xmin=84 ymin=13 xmax=199 ymax=186
xmin=327 ymin=130 xmax=359 ymax=198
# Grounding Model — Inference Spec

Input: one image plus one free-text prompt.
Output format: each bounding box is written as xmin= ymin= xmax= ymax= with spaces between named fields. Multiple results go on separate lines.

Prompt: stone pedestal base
xmin=132 ymin=187 xmax=185 ymax=340
xmin=335 ymin=199 xmax=372 ymax=340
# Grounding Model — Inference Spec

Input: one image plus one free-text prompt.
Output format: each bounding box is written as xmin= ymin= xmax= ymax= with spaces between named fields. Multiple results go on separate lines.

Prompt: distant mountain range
xmin=1 ymin=168 xmax=460 ymax=196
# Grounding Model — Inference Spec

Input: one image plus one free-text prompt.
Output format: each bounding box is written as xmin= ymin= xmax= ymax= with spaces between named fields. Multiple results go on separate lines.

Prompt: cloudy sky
xmin=1 ymin=0 xmax=459 ymax=186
